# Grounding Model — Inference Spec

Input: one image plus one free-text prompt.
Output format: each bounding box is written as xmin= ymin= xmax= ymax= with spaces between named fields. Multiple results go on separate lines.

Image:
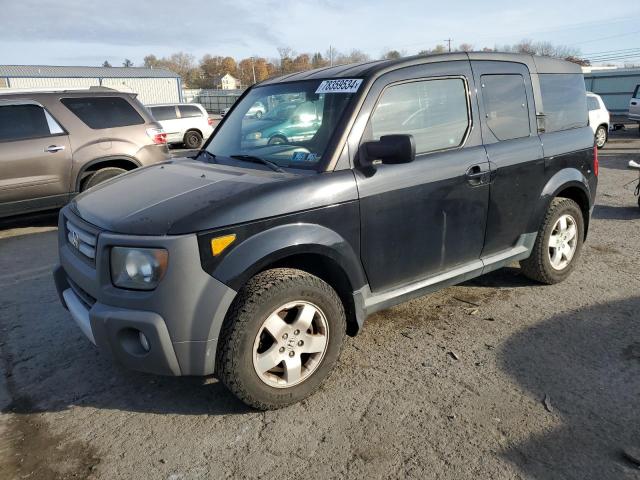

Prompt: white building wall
xmin=101 ymin=77 xmax=180 ymax=104
xmin=4 ymin=77 xmax=181 ymax=105
xmin=8 ymin=77 xmax=98 ymax=89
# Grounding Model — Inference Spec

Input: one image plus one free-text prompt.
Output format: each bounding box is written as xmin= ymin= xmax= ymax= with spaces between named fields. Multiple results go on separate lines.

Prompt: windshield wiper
xmin=230 ymin=154 xmax=285 ymax=173
xmin=198 ymin=150 xmax=217 ymax=164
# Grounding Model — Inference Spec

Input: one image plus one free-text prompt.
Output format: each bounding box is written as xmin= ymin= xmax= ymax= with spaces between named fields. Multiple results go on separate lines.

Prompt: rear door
xmin=470 ymin=61 xmax=544 ymax=257
xmin=0 ymin=101 xmax=72 ymax=215
xmin=353 ymin=60 xmax=491 ymax=292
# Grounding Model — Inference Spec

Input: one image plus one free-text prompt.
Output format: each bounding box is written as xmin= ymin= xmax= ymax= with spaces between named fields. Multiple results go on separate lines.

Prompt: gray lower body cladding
xmin=54 ymin=207 xmax=237 ymax=376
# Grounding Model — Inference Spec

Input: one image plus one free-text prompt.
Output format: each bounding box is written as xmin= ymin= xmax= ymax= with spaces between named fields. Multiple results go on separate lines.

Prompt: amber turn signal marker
xmin=210 ymin=234 xmax=236 ymax=256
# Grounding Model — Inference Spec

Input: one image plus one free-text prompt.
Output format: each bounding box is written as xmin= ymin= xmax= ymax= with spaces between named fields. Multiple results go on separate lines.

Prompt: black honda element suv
xmin=54 ymin=52 xmax=597 ymax=409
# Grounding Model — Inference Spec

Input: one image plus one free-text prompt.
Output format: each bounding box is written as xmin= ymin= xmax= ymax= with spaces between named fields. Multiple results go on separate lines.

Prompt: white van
xmin=148 ymin=103 xmax=214 ymax=149
xmin=587 ymin=92 xmax=610 ymax=149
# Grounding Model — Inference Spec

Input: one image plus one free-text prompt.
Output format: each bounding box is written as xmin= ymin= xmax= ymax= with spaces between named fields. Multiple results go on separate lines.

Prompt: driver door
xmin=352 ymin=61 xmax=490 ymax=293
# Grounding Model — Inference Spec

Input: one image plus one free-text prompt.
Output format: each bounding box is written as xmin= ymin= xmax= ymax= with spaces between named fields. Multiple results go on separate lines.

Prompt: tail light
xmin=146 ymin=128 xmax=167 ymax=145
xmin=208 ymin=117 xmax=214 ymax=126
xmin=593 ymin=144 xmax=599 ymax=177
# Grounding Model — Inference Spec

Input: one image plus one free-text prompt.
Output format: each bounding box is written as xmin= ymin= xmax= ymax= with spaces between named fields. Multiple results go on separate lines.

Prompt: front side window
xmin=0 ymin=104 xmax=61 ymax=141
xmin=539 ymin=74 xmax=588 ymax=133
xmin=368 ymin=78 xmax=470 ymax=154
xmin=206 ymin=79 xmax=358 ymax=169
xmin=587 ymin=96 xmax=600 ymax=111
xmin=150 ymin=106 xmax=178 ymax=121
xmin=481 ymin=74 xmax=530 ymax=141
xmin=633 ymin=85 xmax=640 ymax=99
xmin=178 ymin=105 xmax=204 ymax=118
xmin=61 ymin=96 xmax=144 ymax=129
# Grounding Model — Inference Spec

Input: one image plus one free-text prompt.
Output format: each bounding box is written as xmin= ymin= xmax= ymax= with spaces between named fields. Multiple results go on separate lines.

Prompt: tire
xmin=82 ymin=167 xmax=127 ymax=191
xmin=217 ymin=268 xmax=346 ymax=410
xmin=595 ymin=125 xmax=607 ymax=149
xmin=183 ymin=130 xmax=203 ymax=149
xmin=520 ymin=197 xmax=584 ymax=285
xmin=267 ymin=135 xmax=287 ymax=146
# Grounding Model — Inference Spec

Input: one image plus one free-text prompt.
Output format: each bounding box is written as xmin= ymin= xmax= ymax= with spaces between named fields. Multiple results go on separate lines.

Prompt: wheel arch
xmin=184 ymin=128 xmax=203 ymax=138
xmin=210 ymin=223 xmax=367 ymax=337
xmin=75 ymin=156 xmax=140 ymax=192
xmin=534 ymin=168 xmax=593 ymax=240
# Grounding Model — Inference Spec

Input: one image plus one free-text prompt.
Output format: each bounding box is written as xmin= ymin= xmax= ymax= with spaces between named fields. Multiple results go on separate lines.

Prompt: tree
xmin=102 ymin=61 xmax=112 ymax=67
xmin=122 ymin=59 xmax=134 ymax=67
xmin=311 ymin=52 xmax=329 ymax=68
xmin=458 ymin=43 xmax=474 ymax=52
xmin=382 ymin=49 xmax=402 ymax=60
xmin=432 ymin=44 xmax=447 ymax=54
xmin=143 ymin=55 xmax=159 ymax=68
xmin=141 ymin=52 xmax=199 ymax=86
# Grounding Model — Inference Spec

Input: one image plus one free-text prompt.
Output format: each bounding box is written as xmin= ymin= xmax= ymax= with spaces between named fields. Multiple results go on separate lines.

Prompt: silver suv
xmin=0 ymin=87 xmax=169 ymax=218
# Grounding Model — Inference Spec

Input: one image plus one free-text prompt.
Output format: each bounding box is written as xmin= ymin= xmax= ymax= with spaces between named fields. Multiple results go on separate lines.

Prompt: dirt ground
xmin=1 ymin=125 xmax=639 ymax=480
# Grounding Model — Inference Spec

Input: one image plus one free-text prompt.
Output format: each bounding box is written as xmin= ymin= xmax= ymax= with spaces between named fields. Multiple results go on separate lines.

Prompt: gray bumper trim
xmin=62 ymin=288 xmax=96 ymax=345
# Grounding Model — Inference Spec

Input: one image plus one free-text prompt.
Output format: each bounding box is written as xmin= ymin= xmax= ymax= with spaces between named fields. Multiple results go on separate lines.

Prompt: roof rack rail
xmin=0 ymin=86 xmax=116 ymax=95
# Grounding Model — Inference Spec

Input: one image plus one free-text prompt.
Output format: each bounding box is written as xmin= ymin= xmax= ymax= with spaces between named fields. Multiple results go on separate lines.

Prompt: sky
xmin=1 ymin=0 xmax=639 ymax=67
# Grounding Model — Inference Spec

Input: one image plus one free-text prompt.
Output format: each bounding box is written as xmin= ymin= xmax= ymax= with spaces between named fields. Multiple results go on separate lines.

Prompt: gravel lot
xmin=1 ymin=125 xmax=639 ymax=480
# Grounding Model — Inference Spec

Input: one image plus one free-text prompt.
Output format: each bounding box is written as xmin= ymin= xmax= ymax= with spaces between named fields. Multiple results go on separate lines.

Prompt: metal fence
xmin=182 ymin=88 xmax=244 ymax=114
xmin=584 ymin=68 xmax=640 ymax=115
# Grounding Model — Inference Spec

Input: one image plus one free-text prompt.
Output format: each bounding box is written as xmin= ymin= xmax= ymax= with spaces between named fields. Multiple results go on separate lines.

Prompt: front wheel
xmin=267 ymin=135 xmax=287 ymax=145
xmin=217 ymin=268 xmax=346 ymax=410
xmin=520 ymin=198 xmax=584 ymax=284
xmin=595 ymin=125 xmax=607 ymax=149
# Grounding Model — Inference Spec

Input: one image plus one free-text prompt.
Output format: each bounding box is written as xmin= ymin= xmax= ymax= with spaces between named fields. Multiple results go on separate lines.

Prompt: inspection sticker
xmin=315 ymin=79 xmax=363 ymax=94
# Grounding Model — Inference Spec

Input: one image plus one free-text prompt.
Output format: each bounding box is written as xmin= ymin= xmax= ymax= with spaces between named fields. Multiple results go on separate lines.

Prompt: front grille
xmin=67 ymin=276 xmax=96 ymax=308
xmin=66 ymin=218 xmax=98 ymax=263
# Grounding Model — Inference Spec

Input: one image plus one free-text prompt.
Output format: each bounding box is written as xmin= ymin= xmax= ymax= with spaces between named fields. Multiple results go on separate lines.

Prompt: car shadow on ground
xmin=462 ymin=266 xmax=535 ymax=289
xmin=592 ymin=204 xmax=639 ymax=220
xmin=0 ymin=210 xmax=59 ymax=231
xmin=497 ymin=297 xmax=640 ymax=479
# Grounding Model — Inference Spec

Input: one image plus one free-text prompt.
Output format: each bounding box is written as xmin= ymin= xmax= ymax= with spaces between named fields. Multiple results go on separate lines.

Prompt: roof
xmin=260 ymin=52 xmax=582 ymax=86
xmin=0 ymin=65 xmax=179 ymax=79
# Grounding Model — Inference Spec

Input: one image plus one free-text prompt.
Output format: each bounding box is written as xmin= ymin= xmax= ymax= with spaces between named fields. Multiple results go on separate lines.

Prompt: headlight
xmin=110 ymin=247 xmax=168 ymax=290
xmin=245 ymin=132 xmax=262 ymax=140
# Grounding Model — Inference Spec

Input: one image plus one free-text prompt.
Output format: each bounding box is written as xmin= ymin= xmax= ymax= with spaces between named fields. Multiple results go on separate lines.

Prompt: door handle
xmin=632 ymin=101 xmax=638 ymax=106
xmin=45 ymin=145 xmax=65 ymax=153
xmin=466 ymin=165 xmax=490 ymax=185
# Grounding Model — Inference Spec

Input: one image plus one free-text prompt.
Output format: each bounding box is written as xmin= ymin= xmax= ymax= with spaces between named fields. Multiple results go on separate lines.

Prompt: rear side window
xmin=480 ymin=74 xmax=530 ymax=140
xmin=0 ymin=104 xmax=57 ymax=141
xmin=150 ymin=106 xmax=178 ymax=121
xmin=539 ymin=74 xmax=588 ymax=132
xmin=178 ymin=105 xmax=204 ymax=118
xmin=587 ymin=96 xmax=600 ymax=111
xmin=369 ymin=78 xmax=470 ymax=154
xmin=61 ymin=97 xmax=144 ymax=129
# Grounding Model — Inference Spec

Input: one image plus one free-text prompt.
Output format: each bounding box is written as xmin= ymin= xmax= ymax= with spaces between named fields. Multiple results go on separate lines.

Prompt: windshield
xmin=205 ymin=80 xmax=359 ymax=170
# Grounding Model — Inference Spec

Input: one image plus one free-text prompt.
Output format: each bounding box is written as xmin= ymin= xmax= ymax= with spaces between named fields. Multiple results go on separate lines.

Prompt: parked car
xmin=148 ymin=103 xmax=214 ymax=149
xmin=242 ymin=101 xmax=319 ymax=147
xmin=630 ymin=84 xmax=640 ymax=133
xmin=54 ymin=53 xmax=597 ymax=410
xmin=587 ymin=92 xmax=610 ymax=149
xmin=0 ymin=87 xmax=169 ymax=218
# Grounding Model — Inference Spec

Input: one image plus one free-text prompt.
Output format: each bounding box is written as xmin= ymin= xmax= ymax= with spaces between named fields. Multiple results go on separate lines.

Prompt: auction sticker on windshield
xmin=315 ymin=79 xmax=363 ymax=94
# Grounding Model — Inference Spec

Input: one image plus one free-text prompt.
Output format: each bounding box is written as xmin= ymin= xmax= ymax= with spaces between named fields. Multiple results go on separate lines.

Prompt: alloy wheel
xmin=548 ymin=213 xmax=578 ymax=270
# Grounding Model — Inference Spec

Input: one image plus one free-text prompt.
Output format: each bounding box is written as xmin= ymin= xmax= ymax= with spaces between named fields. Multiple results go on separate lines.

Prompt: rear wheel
xmin=184 ymin=130 xmax=203 ymax=149
xmin=520 ymin=198 xmax=584 ymax=284
xmin=217 ymin=268 xmax=346 ymax=410
xmin=82 ymin=167 xmax=127 ymax=191
xmin=595 ymin=125 xmax=607 ymax=149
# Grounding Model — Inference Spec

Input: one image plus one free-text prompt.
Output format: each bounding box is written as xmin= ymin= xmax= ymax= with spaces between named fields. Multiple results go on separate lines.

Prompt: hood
xmin=72 ymin=158 xmax=358 ymax=235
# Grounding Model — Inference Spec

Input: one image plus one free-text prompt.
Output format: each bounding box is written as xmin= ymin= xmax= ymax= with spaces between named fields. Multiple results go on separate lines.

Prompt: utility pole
xmin=251 ymin=56 xmax=256 ymax=84
xmin=445 ymin=38 xmax=452 ymax=52
xmin=329 ymin=45 xmax=334 ymax=67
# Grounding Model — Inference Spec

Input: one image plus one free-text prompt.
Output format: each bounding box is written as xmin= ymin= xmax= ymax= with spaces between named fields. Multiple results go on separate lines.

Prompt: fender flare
xmin=210 ymin=223 xmax=367 ymax=294
xmin=528 ymin=167 xmax=592 ymax=234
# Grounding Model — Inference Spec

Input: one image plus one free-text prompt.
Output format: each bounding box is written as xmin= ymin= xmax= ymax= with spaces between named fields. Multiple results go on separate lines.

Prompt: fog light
xmin=139 ymin=331 xmax=150 ymax=352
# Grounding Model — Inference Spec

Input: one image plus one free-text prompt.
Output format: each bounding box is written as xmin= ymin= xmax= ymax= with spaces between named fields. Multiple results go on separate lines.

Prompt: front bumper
xmin=54 ymin=207 xmax=237 ymax=376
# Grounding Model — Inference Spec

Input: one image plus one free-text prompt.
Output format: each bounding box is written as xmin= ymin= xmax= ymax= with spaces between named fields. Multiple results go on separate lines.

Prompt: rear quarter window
xmin=61 ymin=96 xmax=145 ymax=129
xmin=539 ymin=74 xmax=588 ymax=132
xmin=587 ymin=96 xmax=600 ymax=111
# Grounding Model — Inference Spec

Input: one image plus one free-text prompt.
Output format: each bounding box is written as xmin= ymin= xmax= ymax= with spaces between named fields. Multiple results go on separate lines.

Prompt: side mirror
xmin=359 ymin=134 xmax=416 ymax=167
